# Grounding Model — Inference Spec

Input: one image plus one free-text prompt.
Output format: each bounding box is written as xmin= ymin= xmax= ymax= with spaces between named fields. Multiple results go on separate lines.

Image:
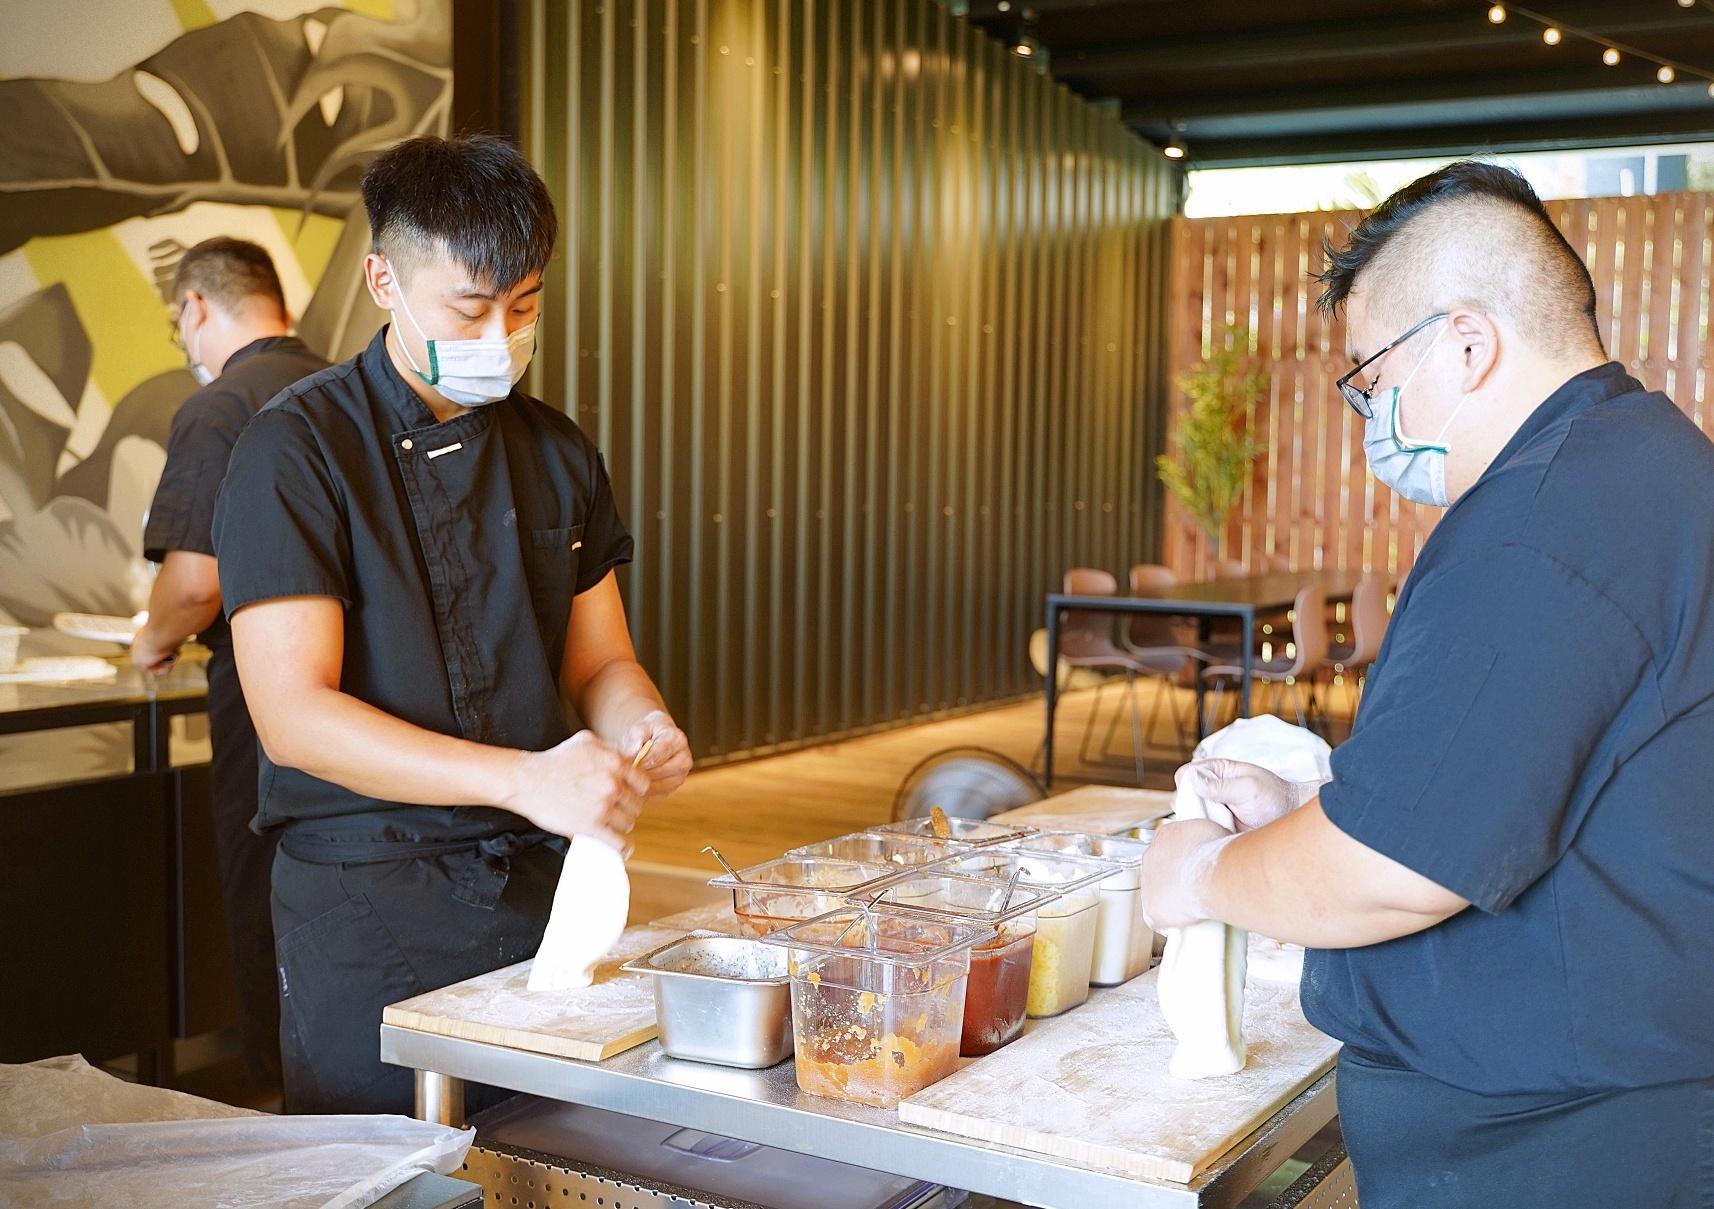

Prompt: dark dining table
xmin=1042 ymin=569 xmax=1369 ymax=787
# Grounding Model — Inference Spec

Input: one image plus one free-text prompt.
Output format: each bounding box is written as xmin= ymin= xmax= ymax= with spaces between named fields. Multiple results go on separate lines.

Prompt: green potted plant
xmin=1156 ymin=330 xmax=1269 ymax=560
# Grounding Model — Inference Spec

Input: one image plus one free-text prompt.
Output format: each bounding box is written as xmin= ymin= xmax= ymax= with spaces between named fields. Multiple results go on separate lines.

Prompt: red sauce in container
xmin=959 ymin=928 xmax=1035 ymax=1056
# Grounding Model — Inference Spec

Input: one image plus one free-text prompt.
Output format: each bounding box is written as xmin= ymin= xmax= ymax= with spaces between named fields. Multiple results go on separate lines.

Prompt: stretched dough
xmin=1157 ymin=788 xmax=1248 ymax=1079
xmin=527 ymin=836 xmax=630 ymax=992
xmin=1157 ymin=716 xmax=1332 ymax=1080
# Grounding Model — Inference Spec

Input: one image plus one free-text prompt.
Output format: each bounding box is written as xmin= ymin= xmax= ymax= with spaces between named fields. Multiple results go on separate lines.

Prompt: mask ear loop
xmin=1389 ymin=322 xmax=1452 ymax=453
xmin=386 ymin=260 xmax=440 ymax=385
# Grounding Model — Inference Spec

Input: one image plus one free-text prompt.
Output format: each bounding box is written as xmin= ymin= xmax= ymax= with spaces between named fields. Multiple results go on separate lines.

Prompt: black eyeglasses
xmin=1335 ymin=312 xmax=1448 ymax=419
xmin=167 ymin=314 xmax=186 ymax=353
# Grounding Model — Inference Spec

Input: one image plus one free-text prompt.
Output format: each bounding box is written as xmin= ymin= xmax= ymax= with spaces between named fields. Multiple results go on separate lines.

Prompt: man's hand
xmin=1177 ymin=758 xmax=1318 ymax=833
xmin=619 ymin=709 xmax=693 ymax=797
xmin=130 ymin=627 xmax=180 ymax=676
xmin=504 ymin=730 xmax=651 ymax=853
xmin=1141 ymin=818 xmax=1236 ymax=931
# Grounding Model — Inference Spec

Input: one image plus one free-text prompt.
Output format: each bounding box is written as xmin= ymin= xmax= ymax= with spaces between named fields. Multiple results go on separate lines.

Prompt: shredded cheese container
xmin=1007 ymin=831 xmax=1154 ymax=986
xmin=763 ymin=907 xmax=994 ymax=1108
xmin=859 ymin=872 xmax=1056 ymax=1056
xmin=935 ymin=849 xmax=1117 ymax=1017
xmin=708 ymin=858 xmax=894 ymax=937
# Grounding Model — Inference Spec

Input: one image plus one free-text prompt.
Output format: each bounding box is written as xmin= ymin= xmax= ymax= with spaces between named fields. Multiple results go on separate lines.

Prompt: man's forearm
xmin=574 ymin=658 xmax=670 ymax=745
xmin=255 ymin=682 xmax=523 ymax=810
xmin=1200 ymin=803 xmax=1467 ymax=948
xmin=139 ymin=595 xmax=221 ymax=651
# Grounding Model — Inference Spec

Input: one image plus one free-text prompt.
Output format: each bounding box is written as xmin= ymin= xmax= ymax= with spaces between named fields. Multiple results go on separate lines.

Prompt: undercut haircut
xmin=172 ymin=237 xmax=286 ymax=317
xmin=1317 ymin=160 xmax=1604 ymax=358
xmin=360 ymin=134 xmax=557 ymax=292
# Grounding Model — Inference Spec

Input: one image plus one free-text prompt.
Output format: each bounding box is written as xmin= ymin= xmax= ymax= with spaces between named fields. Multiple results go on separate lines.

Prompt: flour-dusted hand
xmin=1141 ymin=818 xmax=1236 ymax=931
xmin=619 ymin=709 xmax=693 ymax=797
xmin=1177 ymin=758 xmax=1318 ymax=834
xmin=503 ymin=730 xmax=650 ymax=853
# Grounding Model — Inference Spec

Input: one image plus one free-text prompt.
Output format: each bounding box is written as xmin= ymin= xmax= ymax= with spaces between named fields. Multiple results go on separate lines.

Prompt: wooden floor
xmin=633 ymin=682 xmax=1204 ymax=873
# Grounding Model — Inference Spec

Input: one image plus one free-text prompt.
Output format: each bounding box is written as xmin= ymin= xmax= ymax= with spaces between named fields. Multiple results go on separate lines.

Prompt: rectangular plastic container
xmin=620 ymin=932 xmax=794 ymax=1068
xmin=787 ymin=832 xmax=959 ymax=869
xmin=708 ymin=858 xmax=895 ymax=937
xmin=1006 ymin=831 xmax=1155 ymax=986
xmin=932 ymin=849 xmax=1116 ymax=1017
xmin=858 ymin=873 xmax=1056 ymax=1056
xmin=762 ymin=907 xmax=994 ymax=1108
xmin=867 ymin=816 xmax=1037 ymax=848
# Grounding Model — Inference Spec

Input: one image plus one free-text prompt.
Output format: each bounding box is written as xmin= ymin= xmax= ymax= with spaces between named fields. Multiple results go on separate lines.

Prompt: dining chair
xmin=1120 ymin=564 xmax=1207 ymax=759
xmin=1211 ymin=558 xmax=1247 ymax=581
xmin=1323 ymin=574 xmax=1390 ymax=715
xmin=1200 ymin=582 xmax=1329 ymax=734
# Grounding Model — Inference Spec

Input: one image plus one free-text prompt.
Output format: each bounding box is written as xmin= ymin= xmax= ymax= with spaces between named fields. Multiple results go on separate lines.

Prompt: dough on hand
xmin=1157 ymin=716 xmax=1332 ymax=1080
xmin=1157 ymin=783 xmax=1248 ymax=1080
xmin=527 ymin=836 xmax=630 ymax=992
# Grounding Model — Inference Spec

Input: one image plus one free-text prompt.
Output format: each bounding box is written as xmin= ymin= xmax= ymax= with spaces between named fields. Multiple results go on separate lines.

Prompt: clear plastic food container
xmin=867 ymin=816 xmax=1037 ymax=847
xmin=1007 ymin=831 xmax=1154 ymax=986
xmin=786 ymin=832 xmax=959 ymax=869
xmin=708 ymin=858 xmax=895 ymax=937
xmin=859 ymin=873 xmax=1056 ymax=1056
xmin=761 ymin=907 xmax=994 ymax=1108
xmin=934 ymin=849 xmax=1116 ymax=1017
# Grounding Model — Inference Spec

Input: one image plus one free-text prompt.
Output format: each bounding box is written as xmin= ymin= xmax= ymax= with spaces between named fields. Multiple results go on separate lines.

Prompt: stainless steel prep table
xmin=382 ymin=993 xmax=1336 ymax=1209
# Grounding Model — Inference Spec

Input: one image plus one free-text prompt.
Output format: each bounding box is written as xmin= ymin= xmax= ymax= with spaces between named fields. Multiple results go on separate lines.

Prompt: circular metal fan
xmin=891 ymin=747 xmax=1046 ymax=823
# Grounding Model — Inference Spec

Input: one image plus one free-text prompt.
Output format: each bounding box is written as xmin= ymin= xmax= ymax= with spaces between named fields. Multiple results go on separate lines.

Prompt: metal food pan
xmin=622 ymin=933 xmax=794 ymax=1069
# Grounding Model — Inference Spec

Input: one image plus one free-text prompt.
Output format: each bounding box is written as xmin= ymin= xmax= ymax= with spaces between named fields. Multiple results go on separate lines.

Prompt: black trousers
xmin=270 ymin=835 xmax=562 ymax=1115
xmin=205 ymin=646 xmax=281 ymax=1088
xmin=1337 ymin=1049 xmax=1714 ymax=1208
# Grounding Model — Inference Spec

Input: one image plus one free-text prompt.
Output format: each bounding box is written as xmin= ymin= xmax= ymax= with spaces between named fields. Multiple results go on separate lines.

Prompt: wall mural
xmin=0 ymin=0 xmax=451 ymax=629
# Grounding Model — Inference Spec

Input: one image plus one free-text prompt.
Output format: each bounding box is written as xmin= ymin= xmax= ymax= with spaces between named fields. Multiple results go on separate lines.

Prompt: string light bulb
xmin=1163 ymin=139 xmax=1186 ymax=160
xmin=1013 ymin=34 xmax=1038 ymax=57
xmin=1603 ymin=46 xmax=1622 ymax=66
xmin=1488 ymin=4 xmax=1507 ymax=22
xmin=1679 ymin=0 xmax=1696 ymax=8
xmin=1659 ymin=65 xmax=1677 ymax=83
xmin=1542 ymin=26 xmax=1561 ymax=44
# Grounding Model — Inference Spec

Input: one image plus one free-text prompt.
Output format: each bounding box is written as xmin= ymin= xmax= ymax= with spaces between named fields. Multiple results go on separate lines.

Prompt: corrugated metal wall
xmin=518 ymin=0 xmax=1177 ymax=761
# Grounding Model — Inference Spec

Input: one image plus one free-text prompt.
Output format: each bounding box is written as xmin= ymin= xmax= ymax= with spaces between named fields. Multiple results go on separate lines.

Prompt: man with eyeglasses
xmin=136 ymin=236 xmax=328 ymax=1093
xmin=1143 ymin=160 xmax=1714 ymax=1207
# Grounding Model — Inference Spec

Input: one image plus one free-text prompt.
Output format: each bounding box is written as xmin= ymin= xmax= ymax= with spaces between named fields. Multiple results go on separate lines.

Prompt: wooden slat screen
xmin=1165 ymin=192 xmax=1714 ymax=581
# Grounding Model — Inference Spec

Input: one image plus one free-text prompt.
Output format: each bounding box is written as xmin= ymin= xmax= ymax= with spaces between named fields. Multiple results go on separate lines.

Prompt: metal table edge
xmin=381 ymin=1024 xmax=1336 ymax=1209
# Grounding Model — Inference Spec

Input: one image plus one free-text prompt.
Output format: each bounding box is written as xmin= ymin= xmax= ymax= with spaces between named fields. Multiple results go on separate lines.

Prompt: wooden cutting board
xmin=898 ymin=969 xmax=1339 ymax=1183
xmin=992 ymin=786 xmax=1177 ymax=836
xmin=382 ymin=922 xmax=689 ymax=1062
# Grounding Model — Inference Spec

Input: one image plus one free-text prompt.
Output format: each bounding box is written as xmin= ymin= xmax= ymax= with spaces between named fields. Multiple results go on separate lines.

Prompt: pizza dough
xmin=1158 ymin=716 xmax=1332 ymax=1080
xmin=527 ymin=836 xmax=631 ymax=992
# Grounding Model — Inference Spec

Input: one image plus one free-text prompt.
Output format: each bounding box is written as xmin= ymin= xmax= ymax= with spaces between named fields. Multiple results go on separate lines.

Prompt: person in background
xmin=1142 ymin=161 xmax=1714 ymax=1207
xmin=135 ymin=237 xmax=329 ymax=1092
xmin=212 ymin=135 xmax=692 ymax=1116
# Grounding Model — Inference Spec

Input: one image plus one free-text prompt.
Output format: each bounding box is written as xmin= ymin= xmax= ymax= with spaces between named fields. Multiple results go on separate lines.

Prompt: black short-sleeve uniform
xmin=212 ymin=327 xmax=632 ymax=1115
xmin=1303 ymin=364 xmax=1714 ymax=1207
xmin=141 ymin=334 xmax=327 ymax=1090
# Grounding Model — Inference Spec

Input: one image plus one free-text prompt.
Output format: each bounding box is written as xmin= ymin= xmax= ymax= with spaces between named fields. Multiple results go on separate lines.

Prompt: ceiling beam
xmin=1062 ymin=7 xmax=1714 ymax=78
xmin=1163 ymin=107 xmax=1714 ymax=169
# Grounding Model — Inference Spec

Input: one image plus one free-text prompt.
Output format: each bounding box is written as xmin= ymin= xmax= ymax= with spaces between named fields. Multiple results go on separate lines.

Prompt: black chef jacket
xmin=143 ymin=335 xmax=328 ymax=648
xmin=141 ymin=333 xmax=327 ymax=1090
xmin=210 ymin=326 xmax=633 ymax=844
xmin=1305 ymin=363 xmax=1714 ymax=1097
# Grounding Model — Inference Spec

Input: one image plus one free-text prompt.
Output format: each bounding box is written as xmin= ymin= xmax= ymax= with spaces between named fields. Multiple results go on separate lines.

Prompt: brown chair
xmin=1201 ymin=583 xmax=1329 ymax=733
xmin=1324 ymin=574 xmax=1390 ymax=713
xmin=1058 ymin=568 xmax=1201 ymax=782
xmin=1211 ymin=558 xmax=1247 ymax=581
xmin=1264 ymin=552 xmax=1292 ymax=574
xmin=1121 ymin=564 xmax=1206 ymax=758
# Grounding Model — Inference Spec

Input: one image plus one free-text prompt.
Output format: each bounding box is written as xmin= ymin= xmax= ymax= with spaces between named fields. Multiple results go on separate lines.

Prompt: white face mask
xmin=389 ymin=265 xmax=536 ymax=406
xmin=1361 ymin=324 xmax=1473 ymax=508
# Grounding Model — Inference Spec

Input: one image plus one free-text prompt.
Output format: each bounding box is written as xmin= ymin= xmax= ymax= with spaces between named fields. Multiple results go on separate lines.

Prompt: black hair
xmin=360 ymin=135 xmax=557 ymax=292
xmin=172 ymin=236 xmax=286 ymax=316
xmin=1316 ymin=159 xmax=1595 ymax=321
